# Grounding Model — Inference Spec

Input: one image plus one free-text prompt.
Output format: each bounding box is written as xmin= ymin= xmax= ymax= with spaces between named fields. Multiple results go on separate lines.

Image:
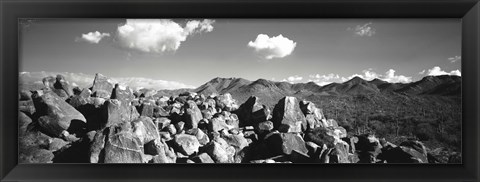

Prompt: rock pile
xmin=18 ymin=73 xmax=455 ymax=163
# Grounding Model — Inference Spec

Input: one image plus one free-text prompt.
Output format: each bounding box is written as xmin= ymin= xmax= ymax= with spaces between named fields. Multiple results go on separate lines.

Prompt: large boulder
xmin=208 ymin=115 xmax=231 ymax=132
xmin=173 ymin=134 xmax=200 ymax=156
xmin=19 ymin=125 xmax=54 ymax=163
xmin=110 ymin=83 xmax=134 ymax=103
xmin=138 ymin=103 xmax=154 ymax=117
xmin=132 ymin=116 xmax=160 ymax=145
xmin=352 ymin=134 xmax=382 ymax=163
xmin=235 ymin=96 xmax=270 ymax=127
xmin=103 ymin=125 xmax=144 ymax=163
xmin=185 ymin=128 xmax=210 ymax=146
xmin=54 ymin=74 xmax=74 ymax=97
xmin=300 ymin=100 xmax=327 ymax=129
xmin=32 ymin=90 xmax=86 ymax=137
xmin=19 ymin=100 xmax=36 ymax=116
xmin=377 ymin=140 xmax=428 ymax=163
xmin=326 ymin=139 xmax=351 ymax=163
xmin=91 ymin=73 xmax=114 ymax=99
xmin=191 ymin=153 xmax=215 ymax=163
xmin=89 ymin=129 xmax=107 ymax=163
xmin=102 ymin=99 xmax=139 ymax=128
xmin=204 ymin=141 xmax=233 ymax=163
xmin=145 ymin=139 xmax=176 ymax=163
xmin=68 ymin=88 xmax=92 ymax=108
xmin=304 ymin=127 xmax=336 ymax=148
xmin=183 ymin=100 xmax=203 ymax=129
xmin=215 ymin=93 xmax=239 ymax=112
xmin=221 ymin=133 xmax=249 ymax=151
xmin=271 ymin=97 xmax=306 ymax=133
xmin=265 ymin=132 xmax=308 ymax=156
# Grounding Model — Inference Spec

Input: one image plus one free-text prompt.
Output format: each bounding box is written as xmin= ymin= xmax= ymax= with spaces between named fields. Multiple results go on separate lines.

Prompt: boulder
xmin=173 ymin=134 xmax=200 ymax=156
xmin=215 ymin=93 xmax=238 ymax=111
xmin=18 ymin=111 xmax=32 ymax=135
xmin=191 ymin=153 xmax=215 ymax=163
xmin=257 ymin=121 xmax=274 ymax=133
xmin=235 ymin=96 xmax=270 ymax=127
xmin=399 ymin=140 xmax=428 ymax=163
xmin=304 ymin=127 xmax=336 ymax=148
xmin=19 ymin=130 xmax=54 ymax=163
xmin=19 ymin=100 xmax=36 ymax=116
xmin=110 ymin=83 xmax=134 ymax=103
xmin=103 ymin=125 xmax=144 ymax=163
xmin=19 ymin=89 xmax=32 ymax=101
xmin=138 ymin=103 xmax=154 ymax=117
xmin=377 ymin=140 xmax=428 ymax=163
xmin=32 ymin=90 xmax=86 ymax=137
xmin=54 ymin=74 xmax=74 ymax=97
xmin=183 ymin=100 xmax=203 ymax=129
xmin=154 ymin=117 xmax=171 ymax=131
xmin=42 ymin=76 xmax=56 ymax=88
xmin=153 ymin=106 xmax=170 ymax=118
xmin=326 ymin=139 xmax=351 ymax=163
xmin=145 ymin=139 xmax=176 ymax=163
xmin=221 ymin=133 xmax=249 ymax=151
xmin=204 ymin=141 xmax=230 ymax=163
xmin=91 ymin=73 xmax=114 ymax=99
xmin=186 ymin=128 xmax=210 ymax=146
xmin=352 ymin=134 xmax=382 ymax=163
xmin=271 ymin=96 xmax=306 ymax=133
xmin=102 ymin=99 xmax=140 ymax=128
xmin=132 ymin=116 xmax=160 ymax=145
xmin=208 ymin=115 xmax=231 ymax=132
xmin=265 ymin=132 xmax=308 ymax=156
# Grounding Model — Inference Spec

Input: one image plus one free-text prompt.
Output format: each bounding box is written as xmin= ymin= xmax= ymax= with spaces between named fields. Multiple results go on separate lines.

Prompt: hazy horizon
xmin=20 ymin=19 xmax=462 ymax=90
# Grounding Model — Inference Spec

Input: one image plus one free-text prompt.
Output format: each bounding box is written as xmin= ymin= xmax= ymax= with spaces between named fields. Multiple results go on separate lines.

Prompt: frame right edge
xmin=462 ymin=1 xmax=479 ymax=181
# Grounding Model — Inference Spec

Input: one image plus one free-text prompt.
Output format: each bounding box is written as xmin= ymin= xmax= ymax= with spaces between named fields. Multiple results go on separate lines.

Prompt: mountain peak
xmin=346 ymin=76 xmax=366 ymax=84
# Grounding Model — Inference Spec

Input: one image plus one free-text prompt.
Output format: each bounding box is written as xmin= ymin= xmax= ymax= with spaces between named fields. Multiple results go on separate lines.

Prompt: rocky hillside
xmin=18 ymin=73 xmax=462 ymax=163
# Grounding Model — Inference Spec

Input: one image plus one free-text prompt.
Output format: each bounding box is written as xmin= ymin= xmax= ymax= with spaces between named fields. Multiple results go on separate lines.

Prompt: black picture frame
xmin=1 ymin=0 xmax=479 ymax=181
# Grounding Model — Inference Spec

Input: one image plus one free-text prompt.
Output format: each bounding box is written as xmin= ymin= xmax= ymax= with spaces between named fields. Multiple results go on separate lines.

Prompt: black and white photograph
xmin=18 ymin=19 xmax=462 ymax=164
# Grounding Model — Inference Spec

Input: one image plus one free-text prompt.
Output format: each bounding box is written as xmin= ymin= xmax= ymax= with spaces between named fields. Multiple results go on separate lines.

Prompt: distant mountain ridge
xmin=185 ymin=75 xmax=461 ymax=107
xmin=195 ymin=75 xmax=460 ymax=95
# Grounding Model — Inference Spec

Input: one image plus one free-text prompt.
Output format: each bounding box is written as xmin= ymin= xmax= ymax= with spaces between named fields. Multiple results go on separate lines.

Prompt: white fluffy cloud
xmin=353 ymin=69 xmax=411 ymax=83
xmin=308 ymin=69 xmax=412 ymax=85
xmin=421 ymin=66 xmax=461 ymax=76
xmin=383 ymin=69 xmax=412 ymax=83
xmin=248 ymin=34 xmax=297 ymax=59
xmin=282 ymin=75 xmax=303 ymax=83
xmin=308 ymin=73 xmax=341 ymax=86
xmin=77 ymin=31 xmax=110 ymax=44
xmin=112 ymin=77 xmax=195 ymax=90
xmin=349 ymin=22 xmax=376 ymax=37
xmin=448 ymin=56 xmax=461 ymax=63
xmin=116 ymin=19 xmax=214 ymax=53
xmin=19 ymin=71 xmax=195 ymax=90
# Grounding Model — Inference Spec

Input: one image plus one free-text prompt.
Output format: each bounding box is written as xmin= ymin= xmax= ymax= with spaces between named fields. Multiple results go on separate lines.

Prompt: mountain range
xmin=188 ymin=75 xmax=461 ymax=106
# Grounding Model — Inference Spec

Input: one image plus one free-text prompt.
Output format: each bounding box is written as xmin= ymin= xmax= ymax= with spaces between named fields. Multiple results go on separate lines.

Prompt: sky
xmin=19 ymin=19 xmax=462 ymax=90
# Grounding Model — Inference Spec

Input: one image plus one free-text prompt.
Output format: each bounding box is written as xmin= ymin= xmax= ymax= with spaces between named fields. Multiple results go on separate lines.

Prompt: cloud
xmin=111 ymin=77 xmax=195 ymax=90
xmin=309 ymin=69 xmax=412 ymax=85
xmin=448 ymin=55 xmax=461 ymax=63
xmin=308 ymin=73 xmax=342 ymax=86
xmin=248 ymin=34 xmax=297 ymax=59
xmin=282 ymin=75 xmax=303 ymax=83
xmin=116 ymin=19 xmax=214 ymax=53
xmin=349 ymin=22 xmax=376 ymax=37
xmin=76 ymin=31 xmax=110 ymax=44
xmin=421 ymin=66 xmax=461 ymax=76
xmin=19 ymin=71 xmax=195 ymax=90
xmin=383 ymin=69 xmax=412 ymax=83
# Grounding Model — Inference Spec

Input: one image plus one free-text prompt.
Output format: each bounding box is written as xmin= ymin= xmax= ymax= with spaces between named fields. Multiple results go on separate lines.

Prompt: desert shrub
xmin=413 ymin=122 xmax=435 ymax=141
